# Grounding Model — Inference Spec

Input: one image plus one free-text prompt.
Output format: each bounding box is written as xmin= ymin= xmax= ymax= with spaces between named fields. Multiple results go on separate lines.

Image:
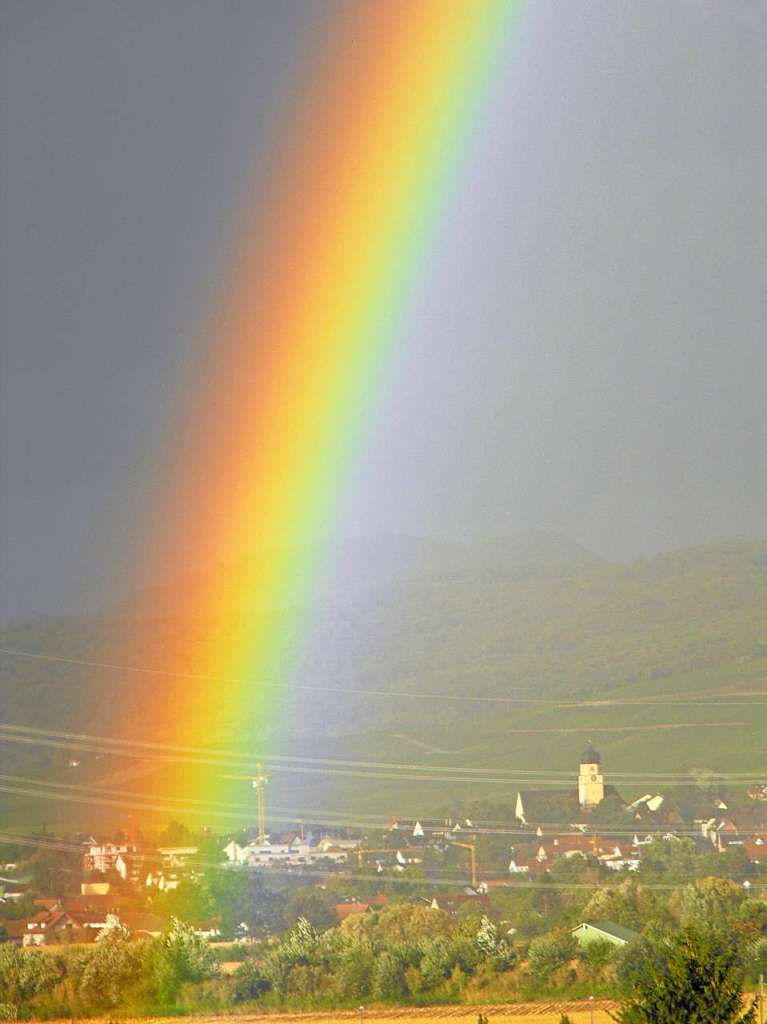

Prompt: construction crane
xmin=448 ymin=840 xmax=477 ymax=888
xmin=252 ymin=764 xmax=269 ymax=844
xmin=222 ymin=767 xmax=269 ymax=844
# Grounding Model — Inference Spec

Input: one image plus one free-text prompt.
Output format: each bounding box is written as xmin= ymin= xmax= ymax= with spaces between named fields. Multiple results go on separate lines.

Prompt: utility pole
xmin=759 ymin=973 xmax=764 ymax=1024
xmin=252 ymin=764 xmax=269 ymax=844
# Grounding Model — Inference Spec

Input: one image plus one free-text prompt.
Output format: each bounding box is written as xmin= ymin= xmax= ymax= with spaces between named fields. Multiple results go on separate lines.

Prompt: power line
xmin=0 ymin=828 xmax=761 ymax=893
xmin=6 ymin=728 xmax=765 ymax=787
xmin=3 ymin=645 xmax=767 ymax=707
xmin=0 ymin=774 xmax=757 ymax=839
xmin=2 ymin=721 xmax=765 ymax=783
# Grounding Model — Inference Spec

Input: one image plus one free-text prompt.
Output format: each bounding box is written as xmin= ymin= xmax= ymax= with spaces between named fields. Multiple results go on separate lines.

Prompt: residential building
xmin=572 ymin=920 xmax=640 ymax=947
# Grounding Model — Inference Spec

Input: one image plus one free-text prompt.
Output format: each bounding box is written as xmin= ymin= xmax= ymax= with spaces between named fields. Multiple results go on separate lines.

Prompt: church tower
xmin=578 ymin=742 xmax=604 ymax=808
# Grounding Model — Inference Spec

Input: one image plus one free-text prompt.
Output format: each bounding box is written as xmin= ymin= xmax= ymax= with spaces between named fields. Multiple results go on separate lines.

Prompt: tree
xmin=475 ymin=915 xmax=515 ymax=970
xmin=158 ymin=820 xmax=192 ymax=847
xmin=639 ymin=838 xmax=701 ymax=884
xmin=0 ymin=944 xmax=59 ymax=1005
xmin=150 ymin=917 xmax=218 ymax=1004
xmin=79 ymin=927 xmax=144 ymax=1010
xmin=28 ymin=846 xmax=80 ymax=896
xmin=151 ymin=878 xmax=214 ymax=925
xmin=203 ymin=867 xmax=283 ymax=935
xmin=286 ymin=888 xmax=337 ymax=931
xmin=669 ymin=877 xmax=746 ymax=929
xmin=335 ymin=938 xmax=375 ymax=999
xmin=583 ymin=882 xmax=665 ymax=933
xmin=616 ymin=925 xmax=756 ymax=1023
xmin=373 ymin=950 xmax=405 ymax=999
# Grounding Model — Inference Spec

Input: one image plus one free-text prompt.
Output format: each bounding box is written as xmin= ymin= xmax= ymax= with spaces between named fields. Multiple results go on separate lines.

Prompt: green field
xmin=1 ymin=537 xmax=766 ymax=830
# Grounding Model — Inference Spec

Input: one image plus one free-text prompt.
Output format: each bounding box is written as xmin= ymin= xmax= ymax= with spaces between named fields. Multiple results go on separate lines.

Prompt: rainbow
xmin=127 ymin=0 xmax=527 ymax=752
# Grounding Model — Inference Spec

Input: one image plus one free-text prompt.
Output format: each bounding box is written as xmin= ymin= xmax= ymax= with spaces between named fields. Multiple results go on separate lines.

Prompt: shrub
xmin=0 ymin=945 xmax=60 ymax=1004
xmin=581 ymin=937 xmax=616 ymax=970
xmin=231 ymin=958 xmax=271 ymax=1003
xmin=528 ymin=932 xmax=578 ymax=979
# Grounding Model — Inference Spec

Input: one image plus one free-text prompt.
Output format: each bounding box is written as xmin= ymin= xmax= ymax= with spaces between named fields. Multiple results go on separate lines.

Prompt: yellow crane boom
xmin=449 ymin=840 xmax=477 ymax=888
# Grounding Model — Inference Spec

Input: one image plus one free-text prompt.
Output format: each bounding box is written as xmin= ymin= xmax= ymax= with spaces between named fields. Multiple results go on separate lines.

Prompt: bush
xmin=232 ymin=959 xmax=271 ymax=1003
xmin=581 ymin=937 xmax=616 ymax=970
xmin=0 ymin=944 xmax=60 ymax=1004
xmin=528 ymin=932 xmax=578 ymax=979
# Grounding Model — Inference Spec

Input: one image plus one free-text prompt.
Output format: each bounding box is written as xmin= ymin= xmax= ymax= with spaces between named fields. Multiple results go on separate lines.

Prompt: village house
xmin=572 ymin=920 xmax=640 ymax=948
xmin=158 ymin=846 xmax=199 ymax=868
xmin=83 ymin=841 xmax=139 ymax=875
xmin=222 ymin=836 xmax=349 ymax=868
xmin=0 ymin=891 xmax=169 ymax=947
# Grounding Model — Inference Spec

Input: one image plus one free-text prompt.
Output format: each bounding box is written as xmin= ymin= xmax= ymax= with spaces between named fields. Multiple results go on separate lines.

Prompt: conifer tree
xmin=616 ymin=925 xmax=755 ymax=1024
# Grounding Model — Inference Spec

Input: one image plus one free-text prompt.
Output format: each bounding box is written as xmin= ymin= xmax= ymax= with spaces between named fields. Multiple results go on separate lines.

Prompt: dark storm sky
xmin=1 ymin=0 xmax=766 ymax=622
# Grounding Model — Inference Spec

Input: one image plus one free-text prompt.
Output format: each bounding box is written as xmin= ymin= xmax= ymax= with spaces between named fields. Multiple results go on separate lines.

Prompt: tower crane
xmin=222 ymin=766 xmax=269 ymax=844
xmin=448 ymin=840 xmax=477 ymax=888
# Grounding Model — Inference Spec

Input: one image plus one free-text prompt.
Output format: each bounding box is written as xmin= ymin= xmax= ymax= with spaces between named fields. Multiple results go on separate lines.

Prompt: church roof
xmin=580 ymin=742 xmax=601 ymax=764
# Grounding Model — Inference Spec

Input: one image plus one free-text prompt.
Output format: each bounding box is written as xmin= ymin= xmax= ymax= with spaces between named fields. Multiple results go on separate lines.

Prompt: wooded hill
xmin=1 ymin=535 xmax=766 ymax=822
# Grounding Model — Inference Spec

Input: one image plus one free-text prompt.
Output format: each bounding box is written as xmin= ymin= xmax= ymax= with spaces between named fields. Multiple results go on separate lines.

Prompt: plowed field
xmin=43 ymin=1002 xmax=618 ymax=1024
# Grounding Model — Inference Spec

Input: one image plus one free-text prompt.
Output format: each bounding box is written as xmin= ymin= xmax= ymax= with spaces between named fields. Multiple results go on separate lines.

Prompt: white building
xmin=222 ymin=838 xmax=349 ymax=868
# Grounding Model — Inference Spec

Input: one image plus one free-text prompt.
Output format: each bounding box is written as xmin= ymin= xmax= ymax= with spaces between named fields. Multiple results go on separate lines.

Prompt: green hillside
xmin=1 ymin=537 xmax=766 ymax=827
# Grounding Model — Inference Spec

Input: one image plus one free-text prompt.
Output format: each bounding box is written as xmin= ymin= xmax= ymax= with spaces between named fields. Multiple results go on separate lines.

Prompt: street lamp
xmin=589 ymin=993 xmax=595 ymax=1024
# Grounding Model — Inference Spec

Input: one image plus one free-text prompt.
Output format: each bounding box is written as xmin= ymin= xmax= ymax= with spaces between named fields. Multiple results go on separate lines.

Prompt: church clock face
xmin=591 ymin=774 xmax=598 ymax=782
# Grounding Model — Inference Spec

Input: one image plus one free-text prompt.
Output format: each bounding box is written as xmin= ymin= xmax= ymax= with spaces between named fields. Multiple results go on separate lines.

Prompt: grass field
xmin=3 ymin=653 xmax=767 ymax=830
